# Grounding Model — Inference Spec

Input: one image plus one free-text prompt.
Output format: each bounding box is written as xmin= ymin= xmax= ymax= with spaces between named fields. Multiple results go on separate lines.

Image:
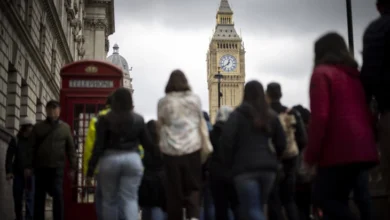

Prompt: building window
xmin=51 ymin=48 xmax=57 ymax=74
xmin=39 ymin=21 xmax=47 ymax=55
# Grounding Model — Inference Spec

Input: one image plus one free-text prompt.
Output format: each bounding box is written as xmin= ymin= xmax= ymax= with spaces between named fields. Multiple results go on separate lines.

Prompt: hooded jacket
xmin=220 ymin=103 xmax=287 ymax=176
xmin=83 ymin=108 xmax=110 ymax=175
xmin=5 ymin=134 xmax=29 ymax=175
xmin=305 ymin=65 xmax=379 ymax=167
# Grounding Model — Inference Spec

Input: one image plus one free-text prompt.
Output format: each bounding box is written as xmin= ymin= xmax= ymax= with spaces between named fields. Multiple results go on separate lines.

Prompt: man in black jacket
xmin=266 ymin=82 xmax=308 ymax=220
xmin=361 ymin=0 xmax=390 ymax=216
xmin=5 ymin=118 xmax=35 ymax=220
xmin=24 ymin=100 xmax=76 ymax=220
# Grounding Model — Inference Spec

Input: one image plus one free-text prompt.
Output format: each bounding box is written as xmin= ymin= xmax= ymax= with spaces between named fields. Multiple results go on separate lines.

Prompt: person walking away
xmin=86 ymin=88 xmax=156 ymax=220
xmin=200 ymin=111 xmax=215 ymax=220
xmin=291 ymin=105 xmax=312 ymax=220
xmin=5 ymin=118 xmax=35 ymax=220
xmin=158 ymin=70 xmax=203 ymax=220
xmin=24 ymin=100 xmax=77 ymax=220
xmin=139 ymin=120 xmax=166 ymax=220
xmin=209 ymin=106 xmax=239 ymax=220
xmin=83 ymin=95 xmax=112 ymax=220
xmin=305 ymin=32 xmax=379 ymax=220
xmin=361 ymin=0 xmax=390 ymax=216
xmin=266 ymin=82 xmax=307 ymax=220
xmin=220 ymin=80 xmax=287 ymax=220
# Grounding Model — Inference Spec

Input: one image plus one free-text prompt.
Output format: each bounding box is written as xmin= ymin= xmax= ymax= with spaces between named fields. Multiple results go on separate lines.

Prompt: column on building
xmin=20 ymin=82 xmax=37 ymax=122
xmin=6 ymin=69 xmax=22 ymax=134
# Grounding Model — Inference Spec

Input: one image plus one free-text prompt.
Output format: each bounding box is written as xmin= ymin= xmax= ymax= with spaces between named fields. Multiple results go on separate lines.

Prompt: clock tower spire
xmin=216 ymin=0 xmax=233 ymax=25
xmin=207 ymin=0 xmax=246 ymax=122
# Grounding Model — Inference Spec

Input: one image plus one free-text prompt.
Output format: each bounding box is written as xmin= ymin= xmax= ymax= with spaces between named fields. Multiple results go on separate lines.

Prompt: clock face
xmin=219 ymin=55 xmax=237 ymax=72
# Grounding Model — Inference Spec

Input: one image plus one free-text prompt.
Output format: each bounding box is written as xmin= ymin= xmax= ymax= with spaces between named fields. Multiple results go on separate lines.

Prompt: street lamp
xmin=214 ymin=67 xmax=223 ymax=108
xmin=346 ymin=0 xmax=354 ymax=56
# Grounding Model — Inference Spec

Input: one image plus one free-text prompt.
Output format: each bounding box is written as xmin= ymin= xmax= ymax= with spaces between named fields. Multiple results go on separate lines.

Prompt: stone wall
xmin=0 ymin=0 xmax=115 ymax=218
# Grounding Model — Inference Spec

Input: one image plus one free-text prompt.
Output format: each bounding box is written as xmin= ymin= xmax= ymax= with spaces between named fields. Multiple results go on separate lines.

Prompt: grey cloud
xmin=111 ymin=0 xmax=380 ymax=117
xmin=115 ymin=0 xmax=378 ymax=34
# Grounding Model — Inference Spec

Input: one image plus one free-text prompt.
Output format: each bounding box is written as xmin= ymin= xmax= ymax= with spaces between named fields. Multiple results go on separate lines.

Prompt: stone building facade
xmin=207 ymin=0 xmax=245 ymax=122
xmin=0 ymin=0 xmax=115 ymax=219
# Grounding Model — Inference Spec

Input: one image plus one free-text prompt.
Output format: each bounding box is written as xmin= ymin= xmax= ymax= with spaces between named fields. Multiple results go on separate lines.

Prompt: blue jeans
xmin=96 ymin=174 xmax=126 ymax=220
xmin=234 ymin=172 xmax=276 ymax=220
xmin=99 ymin=151 xmax=143 ymax=220
xmin=142 ymin=207 xmax=166 ymax=220
xmin=13 ymin=174 xmax=34 ymax=220
xmin=200 ymin=185 xmax=215 ymax=220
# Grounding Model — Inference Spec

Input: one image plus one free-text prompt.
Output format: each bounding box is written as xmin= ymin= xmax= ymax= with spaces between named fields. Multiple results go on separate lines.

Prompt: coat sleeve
xmin=304 ymin=69 xmax=331 ymax=166
xmin=5 ymin=137 xmax=17 ymax=174
xmin=24 ymin=126 xmax=37 ymax=169
xmin=83 ymin=118 xmax=97 ymax=175
xmin=220 ymin=111 xmax=239 ymax=168
xmin=87 ymin=116 xmax=107 ymax=177
xmin=65 ymin=124 xmax=77 ymax=171
xmin=271 ymin=117 xmax=287 ymax=158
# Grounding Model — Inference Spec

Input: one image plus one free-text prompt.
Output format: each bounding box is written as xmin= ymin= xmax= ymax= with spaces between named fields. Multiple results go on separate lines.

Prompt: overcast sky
xmin=108 ymin=0 xmax=379 ymax=121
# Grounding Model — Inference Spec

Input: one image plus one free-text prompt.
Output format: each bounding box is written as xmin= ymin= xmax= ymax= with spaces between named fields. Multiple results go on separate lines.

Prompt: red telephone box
xmin=60 ymin=60 xmax=123 ymax=220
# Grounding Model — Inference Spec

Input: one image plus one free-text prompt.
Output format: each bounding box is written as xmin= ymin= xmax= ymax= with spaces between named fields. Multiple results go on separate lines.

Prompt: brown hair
xmin=314 ymin=32 xmax=358 ymax=68
xmin=165 ymin=70 xmax=191 ymax=94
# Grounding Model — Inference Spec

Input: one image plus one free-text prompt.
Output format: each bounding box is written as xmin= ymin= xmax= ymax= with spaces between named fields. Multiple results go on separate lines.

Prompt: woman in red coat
xmin=304 ymin=32 xmax=379 ymax=220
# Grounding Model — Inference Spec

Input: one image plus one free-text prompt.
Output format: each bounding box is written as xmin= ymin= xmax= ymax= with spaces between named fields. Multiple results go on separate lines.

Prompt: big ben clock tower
xmin=207 ymin=0 xmax=246 ymax=123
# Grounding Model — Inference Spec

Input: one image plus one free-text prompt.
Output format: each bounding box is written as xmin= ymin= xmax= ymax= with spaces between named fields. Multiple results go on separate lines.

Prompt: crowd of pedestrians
xmin=4 ymin=0 xmax=390 ymax=220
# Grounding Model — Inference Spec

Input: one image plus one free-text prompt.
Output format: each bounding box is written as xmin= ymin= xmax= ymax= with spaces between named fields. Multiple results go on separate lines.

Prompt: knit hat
xmin=20 ymin=117 xmax=34 ymax=126
xmin=216 ymin=106 xmax=233 ymax=122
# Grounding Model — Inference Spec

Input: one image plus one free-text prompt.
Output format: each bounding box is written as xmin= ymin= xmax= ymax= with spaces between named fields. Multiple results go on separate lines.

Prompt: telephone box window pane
xmin=73 ymin=104 xmax=83 ymax=120
xmin=85 ymin=104 xmax=96 ymax=127
xmin=98 ymin=104 xmax=105 ymax=112
xmin=71 ymin=103 xmax=105 ymax=204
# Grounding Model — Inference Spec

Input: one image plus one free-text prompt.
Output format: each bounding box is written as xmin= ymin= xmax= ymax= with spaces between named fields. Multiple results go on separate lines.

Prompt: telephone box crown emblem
xmin=85 ymin=65 xmax=98 ymax=73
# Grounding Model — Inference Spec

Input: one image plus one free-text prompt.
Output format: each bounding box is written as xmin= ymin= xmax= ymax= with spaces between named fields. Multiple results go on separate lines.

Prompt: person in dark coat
xmin=24 ymin=100 xmax=77 ymax=220
xmin=361 ymin=0 xmax=390 ymax=216
xmin=5 ymin=118 xmax=35 ymax=220
xmin=292 ymin=105 xmax=312 ymax=220
xmin=209 ymin=106 xmax=238 ymax=220
xmin=139 ymin=120 xmax=166 ymax=220
xmin=200 ymin=111 xmax=215 ymax=220
xmin=86 ymin=88 xmax=157 ymax=220
xmin=266 ymin=83 xmax=307 ymax=220
xmin=306 ymin=32 xmax=378 ymax=220
xmin=220 ymin=80 xmax=287 ymax=220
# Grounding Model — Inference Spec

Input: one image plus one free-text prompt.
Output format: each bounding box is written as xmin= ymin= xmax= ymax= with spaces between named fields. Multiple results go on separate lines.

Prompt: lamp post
xmin=214 ymin=67 xmax=223 ymax=108
xmin=346 ymin=0 xmax=354 ymax=56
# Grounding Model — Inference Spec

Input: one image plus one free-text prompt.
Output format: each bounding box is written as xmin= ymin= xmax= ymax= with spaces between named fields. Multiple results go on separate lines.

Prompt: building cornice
xmin=84 ymin=18 xmax=109 ymax=30
xmin=42 ymin=0 xmax=73 ymax=63
xmin=85 ymin=0 xmax=115 ymax=35
xmin=0 ymin=1 xmax=60 ymax=96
